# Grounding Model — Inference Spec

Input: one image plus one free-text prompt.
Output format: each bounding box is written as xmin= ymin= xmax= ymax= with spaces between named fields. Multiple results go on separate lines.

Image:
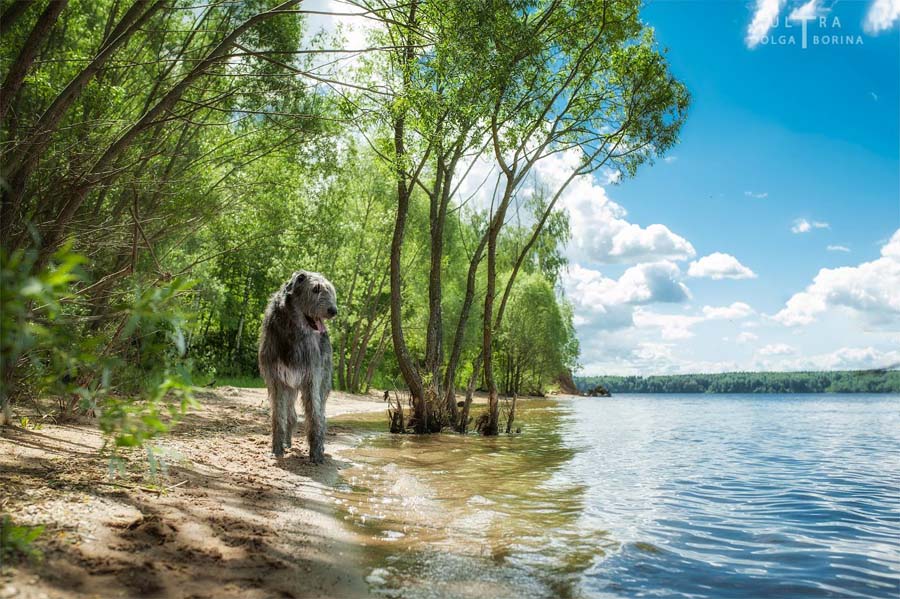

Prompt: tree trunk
xmin=363 ymin=326 xmax=390 ymax=393
xmin=481 ymin=181 xmax=514 ymax=436
xmin=505 ymin=393 xmax=517 ymax=434
xmin=234 ymin=269 xmax=251 ymax=359
xmin=442 ymin=230 xmax=487 ymax=419
xmin=388 ymin=0 xmax=425 ymax=430
xmin=0 ymin=0 xmax=69 ymax=124
xmin=456 ymin=352 xmax=482 ymax=434
xmin=389 ymin=136 xmax=425 ymax=427
xmin=424 ymin=156 xmax=445 ymax=389
xmin=0 ymin=1 xmax=32 ymax=37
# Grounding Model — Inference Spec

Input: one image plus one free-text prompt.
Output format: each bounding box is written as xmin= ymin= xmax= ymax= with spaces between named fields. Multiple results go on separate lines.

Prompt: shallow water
xmin=330 ymin=395 xmax=900 ymax=598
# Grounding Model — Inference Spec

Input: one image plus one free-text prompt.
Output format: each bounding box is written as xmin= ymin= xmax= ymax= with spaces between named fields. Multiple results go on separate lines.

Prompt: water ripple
xmin=331 ymin=394 xmax=900 ymax=598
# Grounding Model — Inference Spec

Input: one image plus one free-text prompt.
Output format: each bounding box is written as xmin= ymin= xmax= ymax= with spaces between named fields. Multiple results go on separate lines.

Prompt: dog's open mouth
xmin=304 ymin=315 xmax=327 ymax=334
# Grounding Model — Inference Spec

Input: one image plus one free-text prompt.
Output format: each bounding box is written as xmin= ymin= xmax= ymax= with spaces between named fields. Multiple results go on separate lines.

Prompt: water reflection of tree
xmin=332 ymin=401 xmax=615 ymax=598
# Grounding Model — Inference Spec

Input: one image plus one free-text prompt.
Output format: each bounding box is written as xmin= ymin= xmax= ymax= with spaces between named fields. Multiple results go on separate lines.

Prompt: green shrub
xmin=0 ymin=245 xmax=197 ymax=452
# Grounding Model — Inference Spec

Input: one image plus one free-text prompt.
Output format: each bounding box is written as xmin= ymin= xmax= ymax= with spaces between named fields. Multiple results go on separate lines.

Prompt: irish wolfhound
xmin=258 ymin=270 xmax=338 ymax=462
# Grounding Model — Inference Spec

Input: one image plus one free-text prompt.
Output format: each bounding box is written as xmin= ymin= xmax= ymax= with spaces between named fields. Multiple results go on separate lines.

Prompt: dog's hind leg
xmin=269 ymin=385 xmax=284 ymax=458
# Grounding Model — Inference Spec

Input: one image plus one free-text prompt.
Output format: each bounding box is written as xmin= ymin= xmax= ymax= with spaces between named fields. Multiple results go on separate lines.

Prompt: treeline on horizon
xmin=575 ymin=371 xmax=900 ymax=394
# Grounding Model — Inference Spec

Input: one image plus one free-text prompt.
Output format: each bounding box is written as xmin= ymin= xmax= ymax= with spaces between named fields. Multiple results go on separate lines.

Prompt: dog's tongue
xmin=315 ymin=318 xmax=326 ymax=334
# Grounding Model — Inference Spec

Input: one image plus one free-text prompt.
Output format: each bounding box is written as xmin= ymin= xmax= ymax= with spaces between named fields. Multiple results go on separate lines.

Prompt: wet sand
xmin=1 ymin=387 xmax=388 ymax=599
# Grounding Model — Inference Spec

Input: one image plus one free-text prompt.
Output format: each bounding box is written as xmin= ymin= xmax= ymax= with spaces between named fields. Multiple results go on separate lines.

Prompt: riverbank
xmin=0 ymin=387 xmax=387 ymax=599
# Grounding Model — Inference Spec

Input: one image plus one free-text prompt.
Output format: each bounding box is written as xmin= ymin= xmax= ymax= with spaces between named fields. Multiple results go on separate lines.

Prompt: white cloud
xmin=688 ymin=253 xmax=757 ymax=280
xmin=759 ymin=343 xmax=796 ymax=356
xmin=608 ymin=224 xmax=697 ymax=263
xmin=788 ymin=0 xmax=821 ymax=21
xmin=747 ymin=0 xmax=786 ymax=48
xmin=791 ymin=218 xmax=830 ymax=234
xmin=632 ymin=342 xmax=677 ymax=365
xmin=806 ymin=346 xmax=900 ymax=370
xmin=792 ymin=219 xmax=812 ymax=234
xmin=532 ymin=153 xmax=696 ymax=265
xmin=864 ymin=0 xmax=900 ymax=33
xmin=759 ymin=346 xmax=900 ymax=371
xmin=633 ymin=302 xmax=755 ymax=340
xmin=736 ymin=332 xmax=759 ymax=344
xmin=663 ymin=156 xmax=678 ymax=164
xmin=773 ymin=229 xmax=900 ymax=326
xmin=744 ymin=190 xmax=768 ymax=199
xmin=827 ymin=245 xmax=850 ymax=253
xmin=702 ymin=302 xmax=755 ymax=320
xmin=633 ymin=309 xmax=703 ymax=340
xmin=564 ymin=262 xmax=690 ymax=318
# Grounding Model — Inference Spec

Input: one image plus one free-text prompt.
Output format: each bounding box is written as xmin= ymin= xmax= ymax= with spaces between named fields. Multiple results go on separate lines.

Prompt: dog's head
xmin=285 ymin=270 xmax=338 ymax=333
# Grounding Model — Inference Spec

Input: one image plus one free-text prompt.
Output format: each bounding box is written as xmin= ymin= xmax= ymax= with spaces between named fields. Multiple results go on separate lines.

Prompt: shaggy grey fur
xmin=258 ymin=270 xmax=338 ymax=462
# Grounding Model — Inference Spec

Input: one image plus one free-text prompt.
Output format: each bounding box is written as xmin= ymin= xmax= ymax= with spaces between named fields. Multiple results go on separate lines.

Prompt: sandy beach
xmin=1 ymin=387 xmax=389 ymax=599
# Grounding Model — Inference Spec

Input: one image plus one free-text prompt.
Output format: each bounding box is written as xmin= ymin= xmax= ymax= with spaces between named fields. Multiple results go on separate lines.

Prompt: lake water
xmin=330 ymin=395 xmax=900 ymax=598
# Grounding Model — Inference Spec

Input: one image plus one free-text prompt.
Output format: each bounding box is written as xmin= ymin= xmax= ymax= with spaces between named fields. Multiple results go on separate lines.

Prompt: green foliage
xmin=0 ymin=515 xmax=44 ymax=563
xmin=1 ymin=244 xmax=196 ymax=449
xmin=498 ymin=273 xmax=579 ymax=395
xmin=1 ymin=0 xmax=690 ymax=437
xmin=575 ymin=371 xmax=900 ymax=394
xmin=1 ymin=243 xmax=86 ymax=399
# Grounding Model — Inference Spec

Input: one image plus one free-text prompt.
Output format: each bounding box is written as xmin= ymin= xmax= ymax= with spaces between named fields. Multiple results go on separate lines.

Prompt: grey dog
xmin=258 ymin=270 xmax=338 ymax=461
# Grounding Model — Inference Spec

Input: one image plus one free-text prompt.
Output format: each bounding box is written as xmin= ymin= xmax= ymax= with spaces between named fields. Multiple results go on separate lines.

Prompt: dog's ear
xmin=287 ymin=271 xmax=306 ymax=294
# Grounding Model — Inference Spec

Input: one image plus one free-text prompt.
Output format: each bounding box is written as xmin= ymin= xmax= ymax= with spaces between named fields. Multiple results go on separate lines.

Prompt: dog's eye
xmin=313 ymin=284 xmax=321 ymax=293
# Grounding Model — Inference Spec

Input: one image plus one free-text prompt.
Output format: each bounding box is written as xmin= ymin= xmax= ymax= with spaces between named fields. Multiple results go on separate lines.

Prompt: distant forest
xmin=575 ymin=371 xmax=900 ymax=394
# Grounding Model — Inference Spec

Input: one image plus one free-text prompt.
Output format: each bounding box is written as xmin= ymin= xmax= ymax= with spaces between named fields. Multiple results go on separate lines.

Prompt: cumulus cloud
xmin=827 ymin=245 xmax=850 ymax=253
xmin=808 ymin=346 xmax=900 ymax=370
xmin=533 ymin=152 xmax=696 ymax=265
xmin=864 ymin=0 xmax=900 ymax=33
xmin=788 ymin=0 xmax=822 ymax=21
xmin=633 ymin=309 xmax=703 ymax=340
xmin=747 ymin=0 xmax=786 ymax=48
xmin=631 ymin=342 xmax=677 ymax=366
xmin=607 ymin=224 xmax=697 ymax=263
xmin=759 ymin=343 xmax=796 ymax=356
xmin=759 ymin=346 xmax=900 ymax=371
xmin=702 ymin=302 xmax=755 ymax=320
xmin=633 ymin=302 xmax=755 ymax=340
xmin=688 ymin=253 xmax=757 ymax=280
xmin=773 ymin=229 xmax=900 ymax=326
xmin=564 ymin=262 xmax=690 ymax=320
xmin=792 ymin=219 xmax=812 ymax=234
xmin=736 ymin=331 xmax=759 ymax=343
xmin=791 ymin=218 xmax=830 ymax=234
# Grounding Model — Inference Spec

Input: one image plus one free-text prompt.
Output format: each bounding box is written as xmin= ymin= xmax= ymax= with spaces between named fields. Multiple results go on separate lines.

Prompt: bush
xmin=0 ymin=245 xmax=197 ymax=452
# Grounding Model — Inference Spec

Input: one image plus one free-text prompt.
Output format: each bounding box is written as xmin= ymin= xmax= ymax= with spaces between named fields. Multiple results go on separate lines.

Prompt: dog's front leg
xmin=301 ymin=375 xmax=325 ymax=463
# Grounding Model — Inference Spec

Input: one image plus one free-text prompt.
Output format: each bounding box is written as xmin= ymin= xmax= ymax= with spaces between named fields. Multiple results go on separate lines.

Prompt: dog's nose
xmin=327 ymin=307 xmax=337 ymax=317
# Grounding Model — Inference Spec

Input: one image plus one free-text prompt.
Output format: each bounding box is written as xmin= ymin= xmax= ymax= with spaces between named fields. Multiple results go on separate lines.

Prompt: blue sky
xmin=560 ymin=0 xmax=900 ymax=374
